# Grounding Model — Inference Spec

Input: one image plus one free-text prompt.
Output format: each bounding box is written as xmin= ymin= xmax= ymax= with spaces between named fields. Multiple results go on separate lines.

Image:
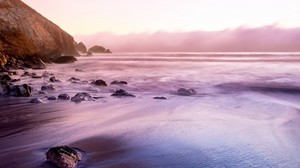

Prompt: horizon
xmin=22 ymin=0 xmax=300 ymax=52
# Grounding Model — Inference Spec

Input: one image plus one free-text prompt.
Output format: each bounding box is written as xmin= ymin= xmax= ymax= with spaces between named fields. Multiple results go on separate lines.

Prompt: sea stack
xmin=0 ymin=0 xmax=78 ymax=69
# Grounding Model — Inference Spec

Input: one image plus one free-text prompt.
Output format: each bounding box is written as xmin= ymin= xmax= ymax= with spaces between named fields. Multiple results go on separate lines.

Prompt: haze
xmin=22 ymin=0 xmax=300 ymax=52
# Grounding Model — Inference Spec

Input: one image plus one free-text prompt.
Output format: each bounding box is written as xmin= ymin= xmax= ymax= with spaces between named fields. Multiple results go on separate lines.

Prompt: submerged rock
xmin=29 ymin=98 xmax=44 ymax=104
xmin=41 ymin=84 xmax=55 ymax=91
xmin=45 ymin=146 xmax=82 ymax=168
xmin=47 ymin=96 xmax=57 ymax=101
xmin=153 ymin=96 xmax=167 ymax=100
xmin=58 ymin=94 xmax=70 ymax=100
xmin=71 ymin=92 xmax=94 ymax=102
xmin=93 ymin=79 xmax=108 ymax=86
xmin=177 ymin=88 xmax=197 ymax=96
xmin=49 ymin=76 xmax=61 ymax=82
xmin=111 ymin=80 xmax=128 ymax=85
xmin=53 ymin=56 xmax=77 ymax=64
xmin=111 ymin=89 xmax=135 ymax=97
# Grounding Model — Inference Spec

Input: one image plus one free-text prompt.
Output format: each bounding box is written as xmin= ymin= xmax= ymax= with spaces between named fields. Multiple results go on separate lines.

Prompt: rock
xmin=41 ymin=84 xmax=55 ymax=91
xmin=32 ymin=74 xmax=43 ymax=79
xmin=10 ymin=79 xmax=20 ymax=82
xmin=42 ymin=71 xmax=53 ymax=78
xmin=177 ymin=88 xmax=197 ymax=96
xmin=0 ymin=0 xmax=78 ymax=69
xmin=86 ymin=51 xmax=93 ymax=56
xmin=88 ymin=45 xmax=106 ymax=53
xmin=111 ymin=80 xmax=128 ymax=85
xmin=0 ymin=74 xmax=12 ymax=84
xmin=71 ymin=92 xmax=94 ymax=102
xmin=47 ymin=96 xmax=57 ymax=100
xmin=111 ymin=89 xmax=135 ymax=97
xmin=49 ymin=76 xmax=61 ymax=82
xmin=29 ymin=98 xmax=44 ymax=103
xmin=74 ymin=42 xmax=87 ymax=53
xmin=53 ymin=56 xmax=77 ymax=64
xmin=68 ymin=77 xmax=87 ymax=84
xmin=93 ymin=79 xmax=107 ymax=86
xmin=4 ymin=84 xmax=32 ymax=97
xmin=153 ymin=96 xmax=167 ymax=100
xmin=75 ymin=69 xmax=83 ymax=72
xmin=45 ymin=146 xmax=81 ymax=168
xmin=58 ymin=94 xmax=70 ymax=100
xmin=105 ymin=49 xmax=112 ymax=53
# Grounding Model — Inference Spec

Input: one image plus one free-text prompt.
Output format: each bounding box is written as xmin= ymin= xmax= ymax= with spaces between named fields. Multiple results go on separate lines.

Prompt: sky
xmin=22 ymin=0 xmax=300 ymax=52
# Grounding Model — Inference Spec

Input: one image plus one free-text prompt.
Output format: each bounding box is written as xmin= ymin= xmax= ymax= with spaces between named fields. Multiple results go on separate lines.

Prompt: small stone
xmin=39 ymin=90 xmax=47 ymax=94
xmin=29 ymin=98 xmax=44 ymax=103
xmin=111 ymin=80 xmax=128 ymax=85
xmin=75 ymin=69 xmax=83 ymax=72
xmin=49 ymin=76 xmax=61 ymax=82
xmin=111 ymin=89 xmax=135 ymax=97
xmin=58 ymin=94 xmax=70 ymax=100
xmin=45 ymin=146 xmax=82 ymax=168
xmin=32 ymin=74 xmax=43 ymax=78
xmin=47 ymin=96 xmax=57 ymax=100
xmin=177 ymin=88 xmax=197 ymax=96
xmin=71 ymin=92 xmax=94 ymax=102
xmin=93 ymin=79 xmax=107 ymax=86
xmin=153 ymin=96 xmax=167 ymax=100
xmin=41 ymin=84 xmax=55 ymax=91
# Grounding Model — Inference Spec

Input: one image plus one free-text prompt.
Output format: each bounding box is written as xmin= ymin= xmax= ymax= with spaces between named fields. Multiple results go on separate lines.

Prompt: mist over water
xmin=1 ymin=52 xmax=300 ymax=167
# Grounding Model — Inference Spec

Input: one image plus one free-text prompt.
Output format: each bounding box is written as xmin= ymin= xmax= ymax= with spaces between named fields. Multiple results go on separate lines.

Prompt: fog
xmin=75 ymin=26 xmax=300 ymax=52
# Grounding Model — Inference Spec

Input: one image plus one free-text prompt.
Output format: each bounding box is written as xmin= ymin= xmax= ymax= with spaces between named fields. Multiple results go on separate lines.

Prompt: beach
xmin=1 ymin=52 xmax=300 ymax=167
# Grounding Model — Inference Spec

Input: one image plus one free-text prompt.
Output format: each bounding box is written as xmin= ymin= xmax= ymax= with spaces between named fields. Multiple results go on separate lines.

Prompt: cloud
xmin=74 ymin=26 xmax=300 ymax=52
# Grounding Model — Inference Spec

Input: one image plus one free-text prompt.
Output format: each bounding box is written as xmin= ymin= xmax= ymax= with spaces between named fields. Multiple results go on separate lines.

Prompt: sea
xmin=0 ymin=52 xmax=300 ymax=168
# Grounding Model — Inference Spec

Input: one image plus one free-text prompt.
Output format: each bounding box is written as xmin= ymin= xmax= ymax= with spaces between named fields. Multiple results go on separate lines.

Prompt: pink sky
xmin=22 ymin=0 xmax=300 ymax=52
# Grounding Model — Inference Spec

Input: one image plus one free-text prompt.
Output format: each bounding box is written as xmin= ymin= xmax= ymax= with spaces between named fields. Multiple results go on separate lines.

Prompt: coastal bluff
xmin=0 ymin=0 xmax=78 ymax=69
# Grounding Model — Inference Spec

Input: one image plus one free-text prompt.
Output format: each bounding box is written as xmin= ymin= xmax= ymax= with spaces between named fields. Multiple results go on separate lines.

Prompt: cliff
xmin=0 ymin=0 xmax=78 ymax=68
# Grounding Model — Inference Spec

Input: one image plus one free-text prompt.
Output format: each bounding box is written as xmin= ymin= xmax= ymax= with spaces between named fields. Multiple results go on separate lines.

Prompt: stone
xmin=31 ymin=74 xmax=43 ymax=79
xmin=58 ymin=94 xmax=70 ymax=100
xmin=41 ymin=84 xmax=55 ymax=91
xmin=111 ymin=89 xmax=135 ymax=97
xmin=49 ymin=76 xmax=61 ymax=82
xmin=0 ymin=0 xmax=78 ymax=69
xmin=93 ymin=79 xmax=107 ymax=86
xmin=4 ymin=83 xmax=32 ymax=97
xmin=74 ymin=42 xmax=87 ymax=53
xmin=53 ymin=56 xmax=77 ymax=64
xmin=29 ymin=98 xmax=44 ymax=104
xmin=177 ymin=88 xmax=197 ymax=96
xmin=71 ymin=92 xmax=94 ymax=102
xmin=45 ymin=146 xmax=81 ymax=168
xmin=86 ymin=51 xmax=93 ymax=56
xmin=105 ymin=49 xmax=112 ymax=53
xmin=88 ymin=45 xmax=106 ymax=53
xmin=111 ymin=80 xmax=128 ymax=85
xmin=47 ymin=96 xmax=57 ymax=100
xmin=153 ymin=96 xmax=167 ymax=100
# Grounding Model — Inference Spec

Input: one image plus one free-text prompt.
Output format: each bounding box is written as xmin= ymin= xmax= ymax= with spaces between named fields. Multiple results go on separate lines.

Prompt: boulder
xmin=45 ymin=146 xmax=81 ymax=168
xmin=0 ymin=0 xmax=78 ymax=69
xmin=74 ymin=42 xmax=87 ymax=53
xmin=58 ymin=93 xmax=70 ymax=100
xmin=177 ymin=88 xmax=197 ymax=96
xmin=49 ymin=76 xmax=61 ymax=82
xmin=41 ymin=84 xmax=55 ymax=91
xmin=153 ymin=96 xmax=167 ymax=100
xmin=111 ymin=89 xmax=135 ymax=97
xmin=4 ymin=83 xmax=32 ymax=97
xmin=88 ymin=45 xmax=106 ymax=53
xmin=47 ymin=96 xmax=57 ymax=100
xmin=93 ymin=79 xmax=107 ymax=86
xmin=111 ymin=80 xmax=128 ymax=85
xmin=53 ymin=56 xmax=77 ymax=64
xmin=71 ymin=92 xmax=94 ymax=102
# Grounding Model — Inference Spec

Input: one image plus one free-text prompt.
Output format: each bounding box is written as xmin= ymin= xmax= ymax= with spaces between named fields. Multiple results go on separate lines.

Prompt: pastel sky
xmin=22 ymin=0 xmax=300 ymax=52
xmin=22 ymin=0 xmax=300 ymax=35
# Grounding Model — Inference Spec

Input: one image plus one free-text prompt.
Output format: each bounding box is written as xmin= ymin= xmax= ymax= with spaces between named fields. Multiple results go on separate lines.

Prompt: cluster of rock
xmin=74 ymin=43 xmax=112 ymax=56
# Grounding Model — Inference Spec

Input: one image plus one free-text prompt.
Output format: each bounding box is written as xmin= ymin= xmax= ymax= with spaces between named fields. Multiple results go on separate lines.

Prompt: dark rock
xmin=111 ymin=80 xmax=128 ymax=85
xmin=0 ymin=0 xmax=78 ymax=69
xmin=45 ymin=146 xmax=81 ymax=168
xmin=86 ymin=51 xmax=93 ymax=56
xmin=58 ymin=94 xmax=70 ymax=100
xmin=153 ymin=96 xmax=167 ymax=100
xmin=0 ymin=74 xmax=12 ymax=81
xmin=47 ymin=96 xmax=57 ymax=100
xmin=29 ymin=98 xmax=44 ymax=104
xmin=105 ymin=49 xmax=112 ymax=53
xmin=111 ymin=89 xmax=135 ymax=97
xmin=68 ymin=77 xmax=87 ymax=84
xmin=74 ymin=42 xmax=87 ymax=53
xmin=93 ymin=79 xmax=107 ymax=86
xmin=53 ymin=56 xmax=77 ymax=64
xmin=41 ymin=84 xmax=55 ymax=91
xmin=49 ymin=76 xmax=61 ymax=82
xmin=88 ymin=45 xmax=106 ymax=53
xmin=177 ymin=88 xmax=197 ymax=96
xmin=4 ymin=83 xmax=32 ymax=97
xmin=11 ymin=79 xmax=20 ymax=83
xmin=21 ymin=71 xmax=31 ymax=77
xmin=71 ymin=92 xmax=94 ymax=102
xmin=75 ymin=69 xmax=83 ymax=72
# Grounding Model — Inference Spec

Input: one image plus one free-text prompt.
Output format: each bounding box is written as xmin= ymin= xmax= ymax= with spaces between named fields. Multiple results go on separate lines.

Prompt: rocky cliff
xmin=0 ymin=0 xmax=78 ymax=68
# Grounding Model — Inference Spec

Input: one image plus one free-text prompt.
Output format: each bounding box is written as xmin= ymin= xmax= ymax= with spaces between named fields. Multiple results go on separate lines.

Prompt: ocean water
xmin=1 ymin=52 xmax=300 ymax=168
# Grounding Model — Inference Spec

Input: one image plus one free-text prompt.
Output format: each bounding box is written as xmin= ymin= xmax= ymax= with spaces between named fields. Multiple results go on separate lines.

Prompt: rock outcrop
xmin=88 ymin=45 xmax=112 ymax=53
xmin=0 ymin=0 xmax=78 ymax=69
xmin=74 ymin=42 xmax=87 ymax=53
